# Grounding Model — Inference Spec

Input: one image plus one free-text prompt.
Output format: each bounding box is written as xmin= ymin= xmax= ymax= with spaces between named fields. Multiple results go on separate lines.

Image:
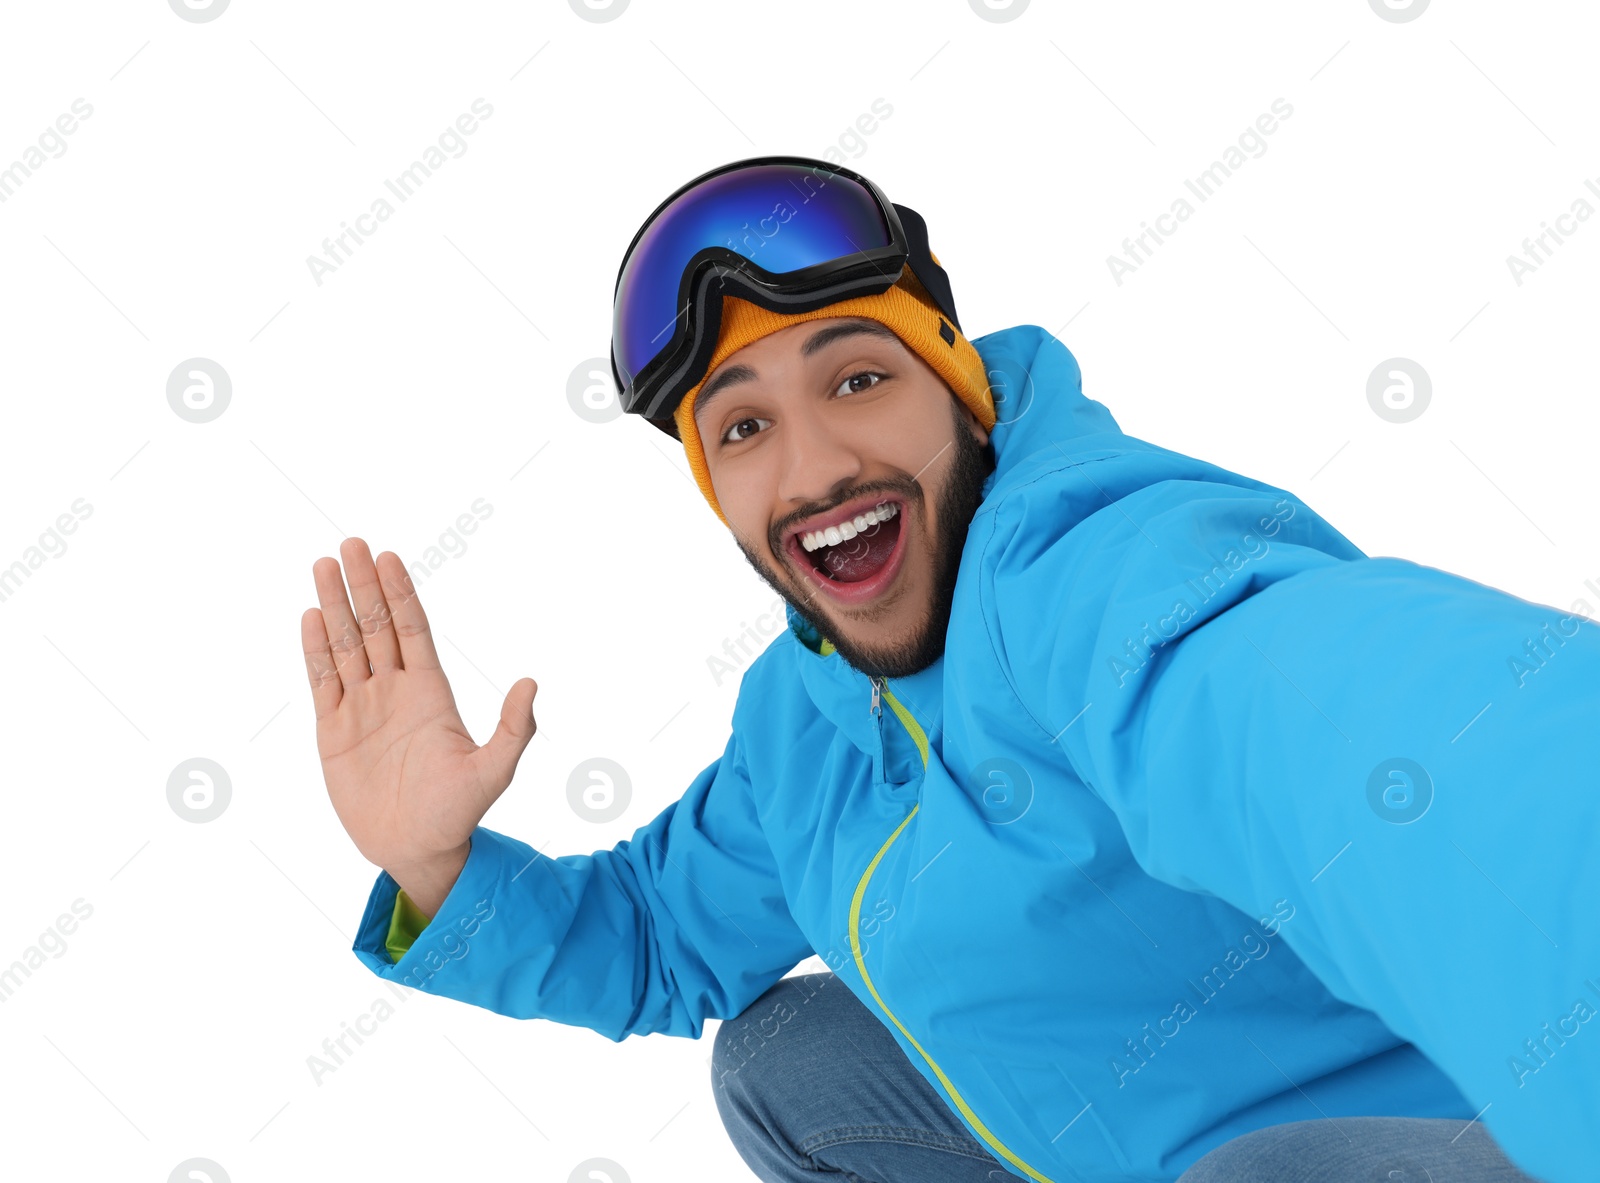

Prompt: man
xmin=308 ymin=156 xmax=1595 ymax=1181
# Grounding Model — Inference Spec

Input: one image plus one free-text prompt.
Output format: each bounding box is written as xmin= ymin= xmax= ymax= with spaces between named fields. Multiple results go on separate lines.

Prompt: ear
xmin=957 ymin=396 xmax=990 ymax=449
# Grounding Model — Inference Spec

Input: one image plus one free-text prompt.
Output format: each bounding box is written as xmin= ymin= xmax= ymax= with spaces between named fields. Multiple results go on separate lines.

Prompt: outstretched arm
xmin=985 ymin=469 xmax=1600 ymax=1183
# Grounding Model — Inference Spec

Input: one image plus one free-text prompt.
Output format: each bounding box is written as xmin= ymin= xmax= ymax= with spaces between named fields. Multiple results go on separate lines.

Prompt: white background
xmin=1 ymin=1 xmax=1595 ymax=1180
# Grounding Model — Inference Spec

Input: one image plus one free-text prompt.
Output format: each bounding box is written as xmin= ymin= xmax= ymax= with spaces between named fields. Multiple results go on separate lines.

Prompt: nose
xmin=776 ymin=397 xmax=865 ymax=526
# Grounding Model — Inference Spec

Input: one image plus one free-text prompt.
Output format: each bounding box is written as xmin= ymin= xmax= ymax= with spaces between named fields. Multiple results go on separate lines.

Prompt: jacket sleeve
xmin=350 ymin=724 xmax=814 ymax=1041
xmin=982 ymin=470 xmax=1600 ymax=1183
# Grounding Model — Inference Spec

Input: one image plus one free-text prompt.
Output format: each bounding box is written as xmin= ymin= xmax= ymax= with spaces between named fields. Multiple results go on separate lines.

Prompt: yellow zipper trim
xmin=849 ymin=683 xmax=1057 ymax=1183
xmin=880 ymin=686 xmax=929 ymax=769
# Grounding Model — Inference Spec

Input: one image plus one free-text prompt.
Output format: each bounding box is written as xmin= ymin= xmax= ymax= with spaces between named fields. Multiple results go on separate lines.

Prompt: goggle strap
xmin=893 ymin=202 xmax=962 ymax=335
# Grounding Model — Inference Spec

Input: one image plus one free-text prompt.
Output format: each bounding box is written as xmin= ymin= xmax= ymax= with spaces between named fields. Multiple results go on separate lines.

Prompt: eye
xmin=719 ymin=372 xmax=885 ymax=446
xmin=837 ymin=371 xmax=884 ymax=397
xmin=722 ymin=416 xmax=770 ymax=445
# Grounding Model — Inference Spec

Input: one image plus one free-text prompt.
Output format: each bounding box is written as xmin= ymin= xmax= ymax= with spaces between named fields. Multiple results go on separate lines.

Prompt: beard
xmin=732 ymin=395 xmax=995 ymax=680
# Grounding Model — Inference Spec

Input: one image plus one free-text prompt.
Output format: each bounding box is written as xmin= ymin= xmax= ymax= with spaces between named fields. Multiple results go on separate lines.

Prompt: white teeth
xmin=800 ymin=502 xmax=899 ymax=553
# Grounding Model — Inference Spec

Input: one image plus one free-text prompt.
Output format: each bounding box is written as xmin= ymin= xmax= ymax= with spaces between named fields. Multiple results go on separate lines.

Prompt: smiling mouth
xmin=784 ymin=499 xmax=906 ymax=600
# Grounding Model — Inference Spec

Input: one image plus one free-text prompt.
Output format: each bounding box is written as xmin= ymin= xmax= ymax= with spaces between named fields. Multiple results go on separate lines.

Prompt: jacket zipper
xmin=850 ymin=680 xmax=1054 ymax=1183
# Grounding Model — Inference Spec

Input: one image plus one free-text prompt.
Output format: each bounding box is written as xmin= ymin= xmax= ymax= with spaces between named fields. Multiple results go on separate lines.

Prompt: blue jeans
xmin=711 ymin=971 xmax=1540 ymax=1182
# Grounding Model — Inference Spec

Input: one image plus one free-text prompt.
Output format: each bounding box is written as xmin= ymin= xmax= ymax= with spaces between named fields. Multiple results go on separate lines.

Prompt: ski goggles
xmin=609 ymin=154 xmax=962 ymax=437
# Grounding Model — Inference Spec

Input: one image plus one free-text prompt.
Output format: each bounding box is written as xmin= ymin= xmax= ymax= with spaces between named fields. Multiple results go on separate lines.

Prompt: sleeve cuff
xmin=386 ymin=887 xmax=432 ymax=964
xmin=350 ymin=826 xmax=543 ymax=992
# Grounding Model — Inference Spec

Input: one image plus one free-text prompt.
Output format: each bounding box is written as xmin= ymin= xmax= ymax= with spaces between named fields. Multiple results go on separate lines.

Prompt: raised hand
xmin=302 ymin=538 xmax=538 ymax=916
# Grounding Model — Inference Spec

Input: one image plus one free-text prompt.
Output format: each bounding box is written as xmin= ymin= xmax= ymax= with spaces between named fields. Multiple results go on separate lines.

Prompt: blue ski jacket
xmin=352 ymin=324 xmax=1600 ymax=1183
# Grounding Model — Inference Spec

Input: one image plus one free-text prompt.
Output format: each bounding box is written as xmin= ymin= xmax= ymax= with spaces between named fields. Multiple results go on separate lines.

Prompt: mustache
xmin=771 ymin=481 xmax=922 ymax=551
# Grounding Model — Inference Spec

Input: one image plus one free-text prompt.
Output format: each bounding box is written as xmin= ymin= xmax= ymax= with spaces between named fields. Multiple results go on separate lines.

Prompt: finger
xmin=340 ymin=537 xmax=401 ymax=675
xmin=468 ymin=677 xmax=538 ymax=794
xmin=375 ymin=550 xmax=442 ymax=673
xmin=301 ymin=607 xmax=343 ymax=719
xmin=313 ymin=552 xmax=371 ymax=686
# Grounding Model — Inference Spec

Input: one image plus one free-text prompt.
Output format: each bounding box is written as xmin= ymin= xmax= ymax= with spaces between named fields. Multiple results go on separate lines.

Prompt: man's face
xmin=692 ymin=315 xmax=994 ymax=680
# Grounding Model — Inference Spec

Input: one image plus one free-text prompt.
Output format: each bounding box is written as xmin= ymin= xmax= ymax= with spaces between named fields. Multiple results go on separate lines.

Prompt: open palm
xmin=302 ymin=538 xmax=537 ymax=893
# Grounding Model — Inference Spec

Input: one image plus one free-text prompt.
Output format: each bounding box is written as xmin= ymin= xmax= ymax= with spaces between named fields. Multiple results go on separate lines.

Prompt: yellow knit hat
xmin=671 ymin=264 xmax=995 ymax=529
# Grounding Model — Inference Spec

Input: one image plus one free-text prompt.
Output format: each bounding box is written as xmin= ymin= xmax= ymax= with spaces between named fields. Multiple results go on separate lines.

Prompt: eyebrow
xmin=692 ymin=318 xmax=902 ymax=435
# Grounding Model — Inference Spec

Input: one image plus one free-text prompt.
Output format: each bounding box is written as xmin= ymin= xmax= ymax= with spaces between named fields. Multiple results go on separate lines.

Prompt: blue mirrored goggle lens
xmin=613 ymin=163 xmax=893 ymax=390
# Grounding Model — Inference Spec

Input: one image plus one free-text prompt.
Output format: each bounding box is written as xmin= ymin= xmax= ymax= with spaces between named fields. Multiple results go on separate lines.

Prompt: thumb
xmin=471 ymin=677 xmax=538 ymax=793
